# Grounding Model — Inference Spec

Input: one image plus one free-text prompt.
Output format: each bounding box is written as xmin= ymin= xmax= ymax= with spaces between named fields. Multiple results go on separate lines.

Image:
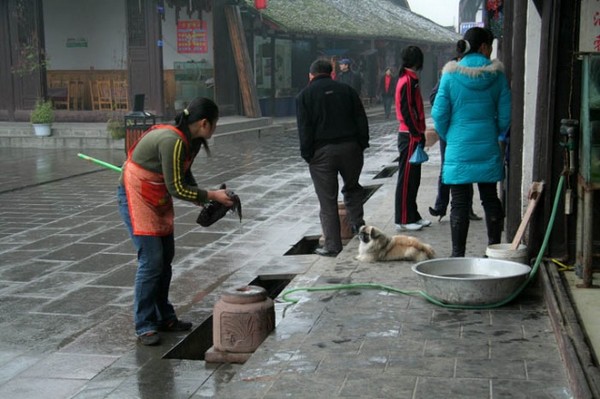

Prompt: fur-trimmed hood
xmin=441 ymin=53 xmax=505 ymax=91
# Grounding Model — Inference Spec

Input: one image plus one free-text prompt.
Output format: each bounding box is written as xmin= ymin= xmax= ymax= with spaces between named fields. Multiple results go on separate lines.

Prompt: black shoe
xmin=428 ymin=207 xmax=446 ymax=221
xmin=314 ymin=247 xmax=340 ymax=257
xmin=351 ymin=221 xmax=366 ymax=235
xmin=159 ymin=319 xmax=193 ymax=332
xmin=138 ymin=332 xmax=160 ymax=346
xmin=469 ymin=210 xmax=482 ymax=221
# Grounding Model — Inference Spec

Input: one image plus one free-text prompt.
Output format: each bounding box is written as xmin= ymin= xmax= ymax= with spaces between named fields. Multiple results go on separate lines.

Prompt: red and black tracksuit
xmin=394 ymin=68 xmax=425 ymax=225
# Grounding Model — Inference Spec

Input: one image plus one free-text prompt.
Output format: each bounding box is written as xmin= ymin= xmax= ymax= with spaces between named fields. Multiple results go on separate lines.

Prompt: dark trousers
xmin=309 ymin=141 xmax=365 ymax=252
xmin=395 ymin=132 xmax=422 ymax=225
xmin=382 ymin=96 xmax=394 ymax=119
xmin=449 ymin=183 xmax=504 ymax=257
xmin=434 ymin=139 xmax=474 ymax=214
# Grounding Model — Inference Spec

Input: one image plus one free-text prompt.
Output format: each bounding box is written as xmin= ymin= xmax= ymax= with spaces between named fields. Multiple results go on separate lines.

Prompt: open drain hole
xmin=163 ymin=275 xmax=294 ymax=361
xmin=362 ymin=184 xmax=382 ymax=203
xmin=373 ymin=165 xmax=398 ymax=179
xmin=284 ymin=185 xmax=381 ymax=256
xmin=284 ymin=235 xmax=321 ymax=256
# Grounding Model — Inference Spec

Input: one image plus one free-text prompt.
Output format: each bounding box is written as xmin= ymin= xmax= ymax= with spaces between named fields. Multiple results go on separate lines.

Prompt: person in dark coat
xmin=336 ymin=58 xmax=362 ymax=95
xmin=378 ymin=67 xmax=396 ymax=119
xmin=296 ymin=59 xmax=370 ymax=257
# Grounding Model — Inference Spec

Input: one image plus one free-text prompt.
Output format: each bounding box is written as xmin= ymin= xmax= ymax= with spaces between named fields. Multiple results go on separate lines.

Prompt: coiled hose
xmin=281 ymin=175 xmax=565 ymax=310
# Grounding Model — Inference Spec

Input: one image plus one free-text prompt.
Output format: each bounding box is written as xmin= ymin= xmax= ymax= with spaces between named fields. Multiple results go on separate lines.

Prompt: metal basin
xmin=412 ymin=258 xmax=532 ymax=305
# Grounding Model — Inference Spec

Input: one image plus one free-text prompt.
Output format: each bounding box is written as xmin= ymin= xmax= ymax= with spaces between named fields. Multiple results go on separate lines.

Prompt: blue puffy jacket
xmin=431 ymin=53 xmax=511 ymax=185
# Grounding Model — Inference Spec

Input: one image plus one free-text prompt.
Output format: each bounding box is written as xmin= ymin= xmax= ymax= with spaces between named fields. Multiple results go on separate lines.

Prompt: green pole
xmin=77 ymin=153 xmax=122 ymax=172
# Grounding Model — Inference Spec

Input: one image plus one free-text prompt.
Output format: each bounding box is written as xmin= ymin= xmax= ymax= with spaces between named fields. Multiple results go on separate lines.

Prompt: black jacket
xmin=336 ymin=70 xmax=362 ymax=94
xmin=296 ymin=74 xmax=369 ymax=162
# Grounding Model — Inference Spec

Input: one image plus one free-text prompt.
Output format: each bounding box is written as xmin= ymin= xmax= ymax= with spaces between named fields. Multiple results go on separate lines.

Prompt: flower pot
xmin=32 ymin=124 xmax=52 ymax=137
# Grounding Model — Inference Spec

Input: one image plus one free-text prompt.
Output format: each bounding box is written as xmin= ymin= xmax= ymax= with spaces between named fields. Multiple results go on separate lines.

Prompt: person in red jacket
xmin=394 ymin=46 xmax=431 ymax=231
xmin=378 ymin=67 xmax=396 ymax=119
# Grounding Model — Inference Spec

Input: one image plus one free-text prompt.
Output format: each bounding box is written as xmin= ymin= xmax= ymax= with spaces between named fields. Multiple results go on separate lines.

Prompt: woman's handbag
xmin=196 ymin=184 xmax=242 ymax=227
xmin=409 ymin=143 xmax=429 ymax=164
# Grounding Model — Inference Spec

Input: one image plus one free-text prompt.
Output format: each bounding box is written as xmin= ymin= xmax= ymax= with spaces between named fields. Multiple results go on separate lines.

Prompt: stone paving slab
xmin=0 ymin=114 xmax=573 ymax=398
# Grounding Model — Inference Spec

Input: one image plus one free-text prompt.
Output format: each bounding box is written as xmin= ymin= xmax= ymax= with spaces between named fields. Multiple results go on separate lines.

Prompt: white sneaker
xmin=395 ymin=223 xmax=423 ymax=231
xmin=417 ymin=219 xmax=432 ymax=227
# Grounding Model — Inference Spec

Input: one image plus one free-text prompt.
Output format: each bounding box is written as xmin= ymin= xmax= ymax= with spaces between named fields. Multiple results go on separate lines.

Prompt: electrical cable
xmin=281 ymin=175 xmax=566 ymax=310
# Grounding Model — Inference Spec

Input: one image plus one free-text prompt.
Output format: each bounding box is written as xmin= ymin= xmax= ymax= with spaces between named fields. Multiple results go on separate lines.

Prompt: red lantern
xmin=255 ymin=0 xmax=268 ymax=9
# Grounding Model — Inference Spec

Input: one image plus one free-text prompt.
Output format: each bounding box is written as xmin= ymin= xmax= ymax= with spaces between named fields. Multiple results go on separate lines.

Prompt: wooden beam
xmin=224 ymin=5 xmax=261 ymax=118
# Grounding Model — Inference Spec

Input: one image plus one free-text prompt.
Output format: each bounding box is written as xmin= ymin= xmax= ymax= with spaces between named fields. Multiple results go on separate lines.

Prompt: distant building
xmin=0 ymin=0 xmax=458 ymax=121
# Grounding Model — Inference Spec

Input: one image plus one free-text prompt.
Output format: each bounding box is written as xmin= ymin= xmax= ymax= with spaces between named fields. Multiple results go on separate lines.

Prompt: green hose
xmin=281 ymin=175 xmax=566 ymax=310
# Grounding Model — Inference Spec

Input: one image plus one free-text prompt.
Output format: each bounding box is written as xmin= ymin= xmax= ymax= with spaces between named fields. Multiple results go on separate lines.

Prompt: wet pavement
xmin=0 ymin=113 xmax=573 ymax=398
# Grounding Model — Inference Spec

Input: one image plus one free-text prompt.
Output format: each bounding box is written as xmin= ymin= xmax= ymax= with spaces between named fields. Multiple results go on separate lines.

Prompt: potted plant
xmin=106 ymin=111 xmax=126 ymax=140
xmin=30 ymin=99 xmax=54 ymax=137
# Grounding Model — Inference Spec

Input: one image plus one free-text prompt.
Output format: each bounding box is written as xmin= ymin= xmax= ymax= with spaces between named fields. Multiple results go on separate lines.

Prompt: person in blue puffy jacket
xmin=431 ymin=27 xmax=511 ymax=257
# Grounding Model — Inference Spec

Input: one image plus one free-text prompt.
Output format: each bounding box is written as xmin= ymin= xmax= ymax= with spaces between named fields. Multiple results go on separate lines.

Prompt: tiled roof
xmin=243 ymin=0 xmax=460 ymax=44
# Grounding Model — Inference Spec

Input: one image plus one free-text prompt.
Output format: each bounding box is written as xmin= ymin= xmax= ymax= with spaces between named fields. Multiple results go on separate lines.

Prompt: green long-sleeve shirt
xmin=121 ymin=127 xmax=208 ymax=204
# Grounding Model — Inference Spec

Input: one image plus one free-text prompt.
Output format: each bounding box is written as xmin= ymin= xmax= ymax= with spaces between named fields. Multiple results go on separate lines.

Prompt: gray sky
xmin=408 ymin=0 xmax=460 ymax=29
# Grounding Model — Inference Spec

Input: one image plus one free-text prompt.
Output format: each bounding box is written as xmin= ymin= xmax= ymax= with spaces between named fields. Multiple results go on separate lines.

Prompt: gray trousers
xmin=309 ymin=141 xmax=365 ymax=252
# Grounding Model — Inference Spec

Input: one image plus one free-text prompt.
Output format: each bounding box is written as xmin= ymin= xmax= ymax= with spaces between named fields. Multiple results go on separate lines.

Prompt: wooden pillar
xmin=224 ymin=5 xmax=261 ymax=118
xmin=505 ymin=0 xmax=526 ymax=243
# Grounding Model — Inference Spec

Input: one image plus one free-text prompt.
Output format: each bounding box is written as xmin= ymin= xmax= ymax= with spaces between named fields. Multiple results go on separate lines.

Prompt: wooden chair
xmin=48 ymin=80 xmax=69 ymax=110
xmin=90 ymin=80 xmax=113 ymax=110
xmin=112 ymin=80 xmax=129 ymax=110
xmin=68 ymin=80 xmax=84 ymax=110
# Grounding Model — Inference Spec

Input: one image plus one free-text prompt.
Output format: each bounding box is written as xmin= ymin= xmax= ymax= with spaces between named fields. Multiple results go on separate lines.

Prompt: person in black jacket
xmin=336 ymin=58 xmax=362 ymax=95
xmin=296 ymin=59 xmax=370 ymax=257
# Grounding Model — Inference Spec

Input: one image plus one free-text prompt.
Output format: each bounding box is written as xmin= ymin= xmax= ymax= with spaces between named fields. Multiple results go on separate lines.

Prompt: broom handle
xmin=77 ymin=153 xmax=122 ymax=173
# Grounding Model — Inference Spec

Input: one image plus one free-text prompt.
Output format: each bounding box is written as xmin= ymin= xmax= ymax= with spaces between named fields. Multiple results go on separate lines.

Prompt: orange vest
xmin=123 ymin=125 xmax=192 ymax=236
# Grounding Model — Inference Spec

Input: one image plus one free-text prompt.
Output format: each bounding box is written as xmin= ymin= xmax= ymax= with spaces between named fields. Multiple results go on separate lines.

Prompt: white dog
xmin=356 ymin=225 xmax=435 ymax=262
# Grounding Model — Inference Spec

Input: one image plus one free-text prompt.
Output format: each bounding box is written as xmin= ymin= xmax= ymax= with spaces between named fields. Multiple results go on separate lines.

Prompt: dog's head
xmin=357 ymin=225 xmax=383 ymax=244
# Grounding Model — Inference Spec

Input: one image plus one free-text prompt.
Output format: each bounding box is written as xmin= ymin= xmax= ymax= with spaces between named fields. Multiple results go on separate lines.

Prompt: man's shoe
xmin=351 ymin=221 xmax=366 ymax=235
xmin=159 ymin=319 xmax=193 ymax=332
xmin=314 ymin=247 xmax=340 ymax=257
xmin=417 ymin=219 xmax=432 ymax=227
xmin=469 ymin=210 xmax=483 ymax=221
xmin=395 ymin=223 xmax=423 ymax=231
xmin=138 ymin=332 xmax=160 ymax=346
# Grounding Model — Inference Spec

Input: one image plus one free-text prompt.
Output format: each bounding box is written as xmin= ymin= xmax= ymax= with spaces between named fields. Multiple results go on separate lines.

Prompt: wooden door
xmin=0 ymin=0 xmax=45 ymax=119
xmin=126 ymin=0 xmax=164 ymax=116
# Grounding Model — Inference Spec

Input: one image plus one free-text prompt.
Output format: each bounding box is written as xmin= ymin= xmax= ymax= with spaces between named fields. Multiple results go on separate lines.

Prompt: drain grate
xmin=163 ymin=275 xmax=294 ymax=361
xmin=373 ymin=165 xmax=398 ymax=179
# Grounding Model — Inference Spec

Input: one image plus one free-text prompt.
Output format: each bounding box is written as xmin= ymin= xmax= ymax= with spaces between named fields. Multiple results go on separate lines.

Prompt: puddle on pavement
xmin=373 ymin=165 xmax=398 ymax=179
xmin=163 ymin=275 xmax=293 ymax=361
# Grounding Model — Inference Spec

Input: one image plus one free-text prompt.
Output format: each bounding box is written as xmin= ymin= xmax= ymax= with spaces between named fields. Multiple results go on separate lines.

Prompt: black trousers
xmin=449 ymin=182 xmax=504 ymax=256
xmin=309 ymin=141 xmax=365 ymax=252
xmin=395 ymin=132 xmax=422 ymax=225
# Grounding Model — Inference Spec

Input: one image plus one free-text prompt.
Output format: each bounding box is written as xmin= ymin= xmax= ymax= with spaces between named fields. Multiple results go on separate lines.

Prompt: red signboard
xmin=177 ymin=20 xmax=207 ymax=54
xmin=255 ymin=0 xmax=268 ymax=9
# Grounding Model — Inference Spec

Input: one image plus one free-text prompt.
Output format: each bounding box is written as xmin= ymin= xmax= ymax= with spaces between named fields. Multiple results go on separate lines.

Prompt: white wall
xmin=42 ymin=0 xmax=214 ymax=71
xmin=43 ymin=0 xmax=127 ymax=70
xmin=522 ymin=1 xmax=542 ymax=213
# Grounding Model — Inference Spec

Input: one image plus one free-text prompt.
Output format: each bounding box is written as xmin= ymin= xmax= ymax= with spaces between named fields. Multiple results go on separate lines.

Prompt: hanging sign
xmin=177 ymin=20 xmax=207 ymax=54
xmin=580 ymin=0 xmax=600 ymax=52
